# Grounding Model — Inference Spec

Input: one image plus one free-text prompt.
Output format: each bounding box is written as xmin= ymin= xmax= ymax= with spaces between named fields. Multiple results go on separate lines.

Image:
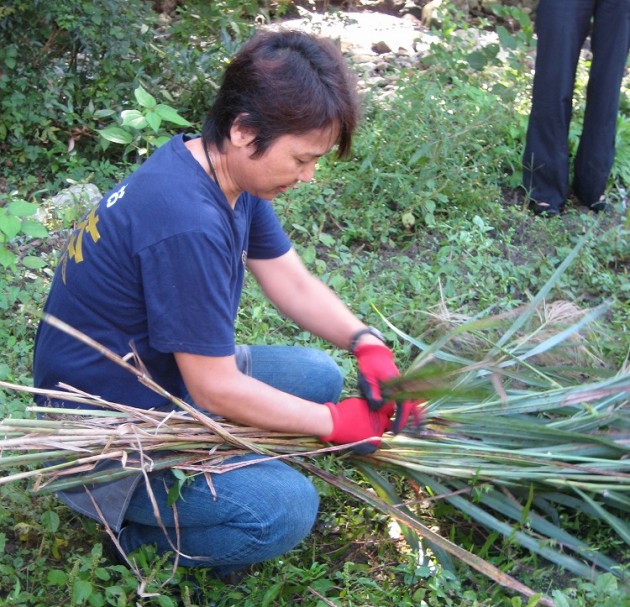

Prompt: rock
xmin=271 ymin=11 xmax=428 ymax=56
xmin=36 ymin=183 xmax=102 ymax=223
xmin=372 ymin=40 xmax=393 ymax=54
xmin=49 ymin=183 xmax=102 ymax=209
xmin=421 ymin=0 xmax=442 ymax=26
xmin=269 ymin=4 xmax=524 ymax=99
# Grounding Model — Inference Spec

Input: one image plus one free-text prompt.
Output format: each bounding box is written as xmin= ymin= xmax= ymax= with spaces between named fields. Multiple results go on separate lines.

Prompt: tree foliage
xmin=0 ymin=0 xmax=259 ymax=192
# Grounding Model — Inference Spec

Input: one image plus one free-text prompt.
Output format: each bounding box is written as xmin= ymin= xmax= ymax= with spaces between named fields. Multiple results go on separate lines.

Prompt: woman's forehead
xmin=276 ymin=125 xmax=339 ymax=155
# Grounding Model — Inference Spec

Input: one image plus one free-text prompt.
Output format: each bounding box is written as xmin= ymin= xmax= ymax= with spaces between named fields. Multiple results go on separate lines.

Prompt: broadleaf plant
xmin=97 ymin=86 xmax=193 ymax=160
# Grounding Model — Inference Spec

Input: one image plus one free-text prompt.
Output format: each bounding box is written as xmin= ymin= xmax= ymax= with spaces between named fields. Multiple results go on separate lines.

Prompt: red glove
xmin=319 ymin=397 xmax=394 ymax=453
xmin=355 ymin=343 xmax=423 ymax=433
xmin=355 ymin=344 xmax=397 ymax=407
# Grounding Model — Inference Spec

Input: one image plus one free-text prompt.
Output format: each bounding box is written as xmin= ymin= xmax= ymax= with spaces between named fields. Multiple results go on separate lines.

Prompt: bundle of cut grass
xmin=368 ymin=304 xmax=630 ymax=581
xmin=1 ymin=235 xmax=629 ymax=606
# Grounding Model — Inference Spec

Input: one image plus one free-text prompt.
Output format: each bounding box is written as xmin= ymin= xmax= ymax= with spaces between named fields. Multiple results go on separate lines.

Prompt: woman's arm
xmin=247 ymin=248 xmax=383 ymax=351
xmin=174 ymin=351 xmax=334 ymax=435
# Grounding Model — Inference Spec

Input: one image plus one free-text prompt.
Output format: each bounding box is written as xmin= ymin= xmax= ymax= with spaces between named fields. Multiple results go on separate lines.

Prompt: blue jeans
xmin=522 ymin=0 xmax=630 ymax=210
xmin=119 ymin=346 xmax=344 ymax=575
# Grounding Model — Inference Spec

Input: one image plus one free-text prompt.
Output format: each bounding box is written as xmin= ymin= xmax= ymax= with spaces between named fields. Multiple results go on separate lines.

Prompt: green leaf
xmin=409 ymin=142 xmax=433 ymax=166
xmin=146 ymin=110 xmax=162 ymax=133
xmin=595 ymin=573 xmax=618 ymax=594
xmin=172 ymin=469 xmax=187 ymax=481
xmin=21 ymin=255 xmax=46 ymax=269
xmin=104 ymin=586 xmax=126 ymax=603
xmin=0 ymin=532 xmax=5 ymax=553
xmin=121 ymin=110 xmax=148 ymax=130
xmin=154 ymin=135 xmax=171 ymax=148
xmin=525 ymin=593 xmax=543 ymax=606
xmin=261 ymin=581 xmax=283 ymax=607
xmin=0 ymin=246 xmax=15 ymax=268
xmin=134 ymin=86 xmax=156 ymax=109
xmin=97 ymin=127 xmax=133 ymax=145
xmin=91 ymin=543 xmax=103 ymax=558
xmin=94 ymin=567 xmax=111 ymax=581
xmin=41 ymin=510 xmax=60 ymax=533
xmin=93 ymin=109 xmax=116 ymax=119
xmin=550 ymin=590 xmax=572 ymax=607
xmin=318 ymin=232 xmax=335 ymax=247
xmin=0 ymin=214 xmax=21 ymax=239
xmin=465 ymin=50 xmax=490 ymax=71
xmin=402 ymin=211 xmax=415 ymax=229
xmin=156 ymin=595 xmax=177 ymax=607
xmin=167 ymin=476 xmax=184 ymax=506
xmin=73 ymin=579 xmax=93 ymax=604
xmin=155 ymin=104 xmax=192 ymax=126
xmin=47 ymin=569 xmax=68 ymax=585
xmin=496 ymin=25 xmax=518 ymax=50
xmin=7 ymin=200 xmax=38 ymax=217
xmin=20 ymin=220 xmax=48 ymax=238
xmin=88 ymin=593 xmax=105 ymax=607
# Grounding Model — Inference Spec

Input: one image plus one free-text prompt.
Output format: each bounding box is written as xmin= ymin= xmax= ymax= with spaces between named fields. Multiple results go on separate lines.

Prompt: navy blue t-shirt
xmin=33 ymin=134 xmax=291 ymax=410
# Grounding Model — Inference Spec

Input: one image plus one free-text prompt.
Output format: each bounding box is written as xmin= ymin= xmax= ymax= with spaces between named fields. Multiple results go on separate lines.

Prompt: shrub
xmin=0 ymin=0 xmax=259 ymax=195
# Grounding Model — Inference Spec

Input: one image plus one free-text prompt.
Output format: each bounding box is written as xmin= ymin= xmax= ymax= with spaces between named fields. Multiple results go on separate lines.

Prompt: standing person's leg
xmin=119 ymin=345 xmax=344 ymax=573
xmin=522 ymin=0 xmax=595 ymax=214
xmin=573 ymin=0 xmax=630 ymax=208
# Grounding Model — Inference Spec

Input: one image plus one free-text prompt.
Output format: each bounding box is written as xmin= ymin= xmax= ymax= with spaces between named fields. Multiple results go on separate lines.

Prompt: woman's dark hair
xmin=202 ymin=29 xmax=359 ymax=159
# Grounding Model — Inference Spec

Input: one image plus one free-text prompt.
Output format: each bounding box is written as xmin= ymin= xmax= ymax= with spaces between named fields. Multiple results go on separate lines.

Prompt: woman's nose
xmin=298 ymin=160 xmax=317 ymax=183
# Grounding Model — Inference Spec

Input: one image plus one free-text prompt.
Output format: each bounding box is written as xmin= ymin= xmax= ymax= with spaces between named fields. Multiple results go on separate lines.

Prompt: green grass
xmin=1 ymin=2 xmax=629 ymax=606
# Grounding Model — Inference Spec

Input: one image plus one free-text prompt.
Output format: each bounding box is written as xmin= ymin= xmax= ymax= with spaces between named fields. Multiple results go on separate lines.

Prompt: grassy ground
xmin=1 ymin=3 xmax=629 ymax=606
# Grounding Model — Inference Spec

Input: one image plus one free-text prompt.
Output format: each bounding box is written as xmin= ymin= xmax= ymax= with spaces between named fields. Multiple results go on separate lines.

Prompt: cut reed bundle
xmin=0 ymin=389 xmax=325 ymax=493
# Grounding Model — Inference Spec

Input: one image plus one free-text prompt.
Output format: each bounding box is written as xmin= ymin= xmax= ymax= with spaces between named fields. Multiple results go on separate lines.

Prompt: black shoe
xmin=531 ymin=200 xmax=562 ymax=216
xmin=589 ymin=196 xmax=611 ymax=213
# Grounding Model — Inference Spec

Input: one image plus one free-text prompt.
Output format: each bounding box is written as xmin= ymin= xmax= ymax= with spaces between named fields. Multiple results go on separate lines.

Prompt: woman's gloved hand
xmin=318 ymin=397 xmax=395 ymax=454
xmin=354 ymin=343 xmax=422 ymax=432
xmin=354 ymin=343 xmax=398 ymax=408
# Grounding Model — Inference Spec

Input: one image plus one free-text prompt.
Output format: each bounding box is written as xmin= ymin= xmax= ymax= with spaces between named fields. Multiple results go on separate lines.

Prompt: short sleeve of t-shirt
xmin=138 ymin=231 xmax=238 ymax=357
xmin=138 ymin=192 xmax=291 ymax=358
xmin=247 ymin=198 xmax=292 ymax=260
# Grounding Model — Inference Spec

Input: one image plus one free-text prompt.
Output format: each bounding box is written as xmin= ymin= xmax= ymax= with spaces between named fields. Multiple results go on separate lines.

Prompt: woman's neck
xmin=185 ymin=138 xmax=239 ymax=207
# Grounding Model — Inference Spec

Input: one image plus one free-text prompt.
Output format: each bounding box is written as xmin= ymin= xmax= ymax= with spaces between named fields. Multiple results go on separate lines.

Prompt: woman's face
xmin=230 ymin=125 xmax=339 ymax=201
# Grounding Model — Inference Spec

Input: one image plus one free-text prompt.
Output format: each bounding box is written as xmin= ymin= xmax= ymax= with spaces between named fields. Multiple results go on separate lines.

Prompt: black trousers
xmin=522 ymin=0 xmax=630 ymax=210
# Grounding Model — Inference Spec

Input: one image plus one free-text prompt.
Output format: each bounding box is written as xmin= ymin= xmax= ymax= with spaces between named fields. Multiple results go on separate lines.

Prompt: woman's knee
xmin=264 ymin=471 xmax=319 ymax=547
xmin=120 ymin=462 xmax=320 ymax=567
xmin=302 ymin=348 xmax=344 ymax=403
xmin=248 ymin=345 xmax=344 ymax=403
xmin=226 ymin=460 xmax=320 ymax=559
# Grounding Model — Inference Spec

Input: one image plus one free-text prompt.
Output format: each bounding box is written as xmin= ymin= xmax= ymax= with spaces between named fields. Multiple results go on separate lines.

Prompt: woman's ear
xmin=230 ymin=114 xmax=257 ymax=149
